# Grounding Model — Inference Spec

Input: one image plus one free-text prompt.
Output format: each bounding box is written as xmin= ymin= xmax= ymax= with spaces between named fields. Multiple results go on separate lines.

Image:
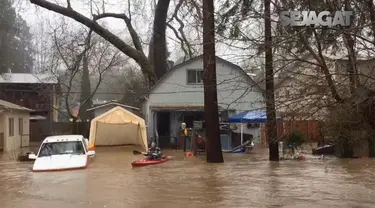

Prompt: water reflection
xmin=1 ymin=147 xmax=375 ymax=207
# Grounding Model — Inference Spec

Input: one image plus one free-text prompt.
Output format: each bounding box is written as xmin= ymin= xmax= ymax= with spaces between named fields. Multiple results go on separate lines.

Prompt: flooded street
xmin=1 ymin=147 xmax=375 ymax=208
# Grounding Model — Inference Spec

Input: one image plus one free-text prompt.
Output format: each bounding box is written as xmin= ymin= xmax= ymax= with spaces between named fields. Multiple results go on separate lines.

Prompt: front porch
xmin=149 ymin=105 xmax=232 ymax=148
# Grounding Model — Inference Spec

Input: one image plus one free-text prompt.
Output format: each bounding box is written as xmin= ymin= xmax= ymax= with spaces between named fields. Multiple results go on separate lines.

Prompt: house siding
xmin=149 ymin=59 xmax=264 ymax=109
xmin=93 ymin=106 xmax=113 ymax=118
xmin=2 ymin=110 xmax=30 ymax=152
xmin=145 ymin=58 xmax=265 ymax=140
xmin=275 ymin=58 xmax=335 ymax=120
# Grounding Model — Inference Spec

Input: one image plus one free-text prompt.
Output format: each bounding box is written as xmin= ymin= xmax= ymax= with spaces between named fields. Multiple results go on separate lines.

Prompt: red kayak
xmin=131 ymin=156 xmax=169 ymax=167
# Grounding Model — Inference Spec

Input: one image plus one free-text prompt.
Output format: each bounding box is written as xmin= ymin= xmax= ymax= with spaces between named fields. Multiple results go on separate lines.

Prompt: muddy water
xmin=1 ymin=147 xmax=375 ymax=208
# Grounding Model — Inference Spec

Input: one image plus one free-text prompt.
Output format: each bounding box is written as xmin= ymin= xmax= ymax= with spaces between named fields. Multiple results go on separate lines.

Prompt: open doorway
xmin=183 ymin=111 xmax=204 ymax=128
xmin=156 ymin=111 xmax=170 ymax=148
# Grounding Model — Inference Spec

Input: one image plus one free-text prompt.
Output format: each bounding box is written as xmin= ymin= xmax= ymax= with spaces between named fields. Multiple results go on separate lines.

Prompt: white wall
xmin=149 ymin=58 xmax=264 ymax=110
xmin=3 ymin=110 xmax=30 ymax=152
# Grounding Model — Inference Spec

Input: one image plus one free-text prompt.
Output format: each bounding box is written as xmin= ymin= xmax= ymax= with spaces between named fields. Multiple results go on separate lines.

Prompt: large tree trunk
xmin=148 ymin=0 xmax=171 ymax=79
xmin=264 ymin=0 xmax=279 ymax=161
xmin=203 ymin=0 xmax=223 ymax=163
xmin=79 ymin=53 xmax=93 ymax=121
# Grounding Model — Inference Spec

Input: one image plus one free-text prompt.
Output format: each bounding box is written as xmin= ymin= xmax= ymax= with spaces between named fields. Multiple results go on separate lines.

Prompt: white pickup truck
xmin=29 ymin=135 xmax=95 ymax=172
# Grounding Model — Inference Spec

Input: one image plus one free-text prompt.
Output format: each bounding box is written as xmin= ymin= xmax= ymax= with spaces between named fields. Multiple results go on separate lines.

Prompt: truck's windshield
xmin=38 ymin=141 xmax=85 ymax=157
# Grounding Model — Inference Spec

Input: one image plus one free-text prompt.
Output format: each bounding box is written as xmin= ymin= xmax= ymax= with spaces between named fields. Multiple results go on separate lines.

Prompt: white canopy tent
xmin=88 ymin=106 xmax=148 ymax=152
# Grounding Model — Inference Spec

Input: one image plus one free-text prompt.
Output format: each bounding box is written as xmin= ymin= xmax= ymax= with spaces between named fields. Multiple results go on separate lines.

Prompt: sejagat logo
xmin=280 ymin=11 xmax=353 ymax=27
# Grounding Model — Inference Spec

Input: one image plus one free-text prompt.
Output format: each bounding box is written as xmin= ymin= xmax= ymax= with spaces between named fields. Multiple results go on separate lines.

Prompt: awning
xmin=228 ymin=110 xmax=282 ymax=123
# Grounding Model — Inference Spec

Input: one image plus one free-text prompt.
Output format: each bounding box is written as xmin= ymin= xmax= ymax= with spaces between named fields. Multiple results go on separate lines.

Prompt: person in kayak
xmin=146 ymin=142 xmax=162 ymax=160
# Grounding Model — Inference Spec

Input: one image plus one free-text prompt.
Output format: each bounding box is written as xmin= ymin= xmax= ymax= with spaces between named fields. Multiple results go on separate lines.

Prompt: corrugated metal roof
xmin=0 ymin=73 xmax=58 ymax=84
xmin=87 ymin=102 xmax=139 ymax=112
xmin=0 ymin=99 xmax=33 ymax=111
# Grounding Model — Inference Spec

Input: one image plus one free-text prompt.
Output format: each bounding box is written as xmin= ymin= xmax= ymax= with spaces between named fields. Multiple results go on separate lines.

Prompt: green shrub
xmin=286 ymin=131 xmax=307 ymax=149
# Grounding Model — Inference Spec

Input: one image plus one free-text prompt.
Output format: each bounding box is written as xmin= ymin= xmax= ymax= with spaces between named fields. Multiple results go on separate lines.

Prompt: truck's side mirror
xmin=87 ymin=150 xmax=95 ymax=157
xmin=28 ymin=154 xmax=37 ymax=160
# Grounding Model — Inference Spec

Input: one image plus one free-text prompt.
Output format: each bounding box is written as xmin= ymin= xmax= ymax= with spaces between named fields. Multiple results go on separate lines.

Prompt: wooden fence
xmin=30 ymin=121 xmax=90 ymax=142
xmin=261 ymin=120 xmax=321 ymax=148
xmin=0 ymin=132 xmax=3 ymax=151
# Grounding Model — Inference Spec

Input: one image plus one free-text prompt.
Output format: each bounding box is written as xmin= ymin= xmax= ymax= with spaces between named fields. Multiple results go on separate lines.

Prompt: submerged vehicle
xmin=312 ymin=144 xmax=335 ymax=155
xmin=29 ymin=135 xmax=96 ymax=172
xmin=131 ymin=156 xmax=170 ymax=167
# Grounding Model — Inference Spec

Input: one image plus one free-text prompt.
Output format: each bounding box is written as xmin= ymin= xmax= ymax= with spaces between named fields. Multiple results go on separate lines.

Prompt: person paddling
xmin=146 ymin=142 xmax=162 ymax=160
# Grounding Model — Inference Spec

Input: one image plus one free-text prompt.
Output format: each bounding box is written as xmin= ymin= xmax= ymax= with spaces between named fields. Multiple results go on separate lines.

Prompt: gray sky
xmin=18 ymin=0 xmax=256 ymax=67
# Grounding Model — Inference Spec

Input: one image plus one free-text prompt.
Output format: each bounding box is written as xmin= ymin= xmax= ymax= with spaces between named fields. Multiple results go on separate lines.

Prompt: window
xmin=38 ymin=141 xmax=85 ymax=157
xmin=228 ymin=110 xmax=236 ymax=117
xmin=187 ymin=69 xmax=204 ymax=84
xmin=315 ymin=85 xmax=326 ymax=94
xmin=299 ymin=88 xmax=307 ymax=94
xmin=8 ymin=118 xmax=14 ymax=137
xmin=285 ymin=90 xmax=290 ymax=96
xmin=19 ymin=118 xmax=23 ymax=135
xmin=285 ymin=90 xmax=289 ymax=96
xmin=275 ymin=91 xmax=280 ymax=97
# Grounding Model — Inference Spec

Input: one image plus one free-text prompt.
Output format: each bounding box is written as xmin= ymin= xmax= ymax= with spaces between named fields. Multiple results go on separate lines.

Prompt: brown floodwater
xmin=1 ymin=147 xmax=375 ymax=208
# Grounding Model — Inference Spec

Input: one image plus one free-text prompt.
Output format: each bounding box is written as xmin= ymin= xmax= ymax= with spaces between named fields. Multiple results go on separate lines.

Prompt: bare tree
xmin=50 ymin=23 xmax=121 ymax=132
xmin=29 ymin=0 xmax=174 ymax=87
xmin=216 ymin=0 xmax=375 ymax=157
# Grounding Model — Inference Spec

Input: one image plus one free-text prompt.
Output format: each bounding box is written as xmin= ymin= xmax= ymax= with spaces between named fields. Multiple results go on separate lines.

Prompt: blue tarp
xmin=228 ymin=110 xmax=281 ymax=123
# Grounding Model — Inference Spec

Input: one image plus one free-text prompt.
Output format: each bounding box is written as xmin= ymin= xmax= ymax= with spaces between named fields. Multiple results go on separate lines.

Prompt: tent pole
xmin=241 ymin=123 xmax=244 ymax=145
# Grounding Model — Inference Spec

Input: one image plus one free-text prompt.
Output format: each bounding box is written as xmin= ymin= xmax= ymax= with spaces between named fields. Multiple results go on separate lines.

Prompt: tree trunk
xmin=264 ymin=0 xmax=279 ymax=161
xmin=148 ymin=0 xmax=171 ymax=79
xmin=79 ymin=53 xmax=93 ymax=121
xmin=202 ymin=0 xmax=224 ymax=163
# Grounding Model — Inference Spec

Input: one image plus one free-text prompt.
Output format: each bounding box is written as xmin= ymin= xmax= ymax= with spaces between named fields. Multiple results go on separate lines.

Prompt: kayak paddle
xmin=133 ymin=150 xmax=147 ymax=155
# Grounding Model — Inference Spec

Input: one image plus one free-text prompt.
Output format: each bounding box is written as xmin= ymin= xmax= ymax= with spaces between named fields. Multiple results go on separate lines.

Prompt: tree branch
xmin=93 ymin=12 xmax=144 ymax=53
xmin=299 ymin=32 xmax=343 ymax=103
xmin=66 ymin=0 xmax=71 ymax=9
xmin=167 ymin=0 xmax=193 ymax=59
xmin=29 ymin=0 xmax=157 ymax=85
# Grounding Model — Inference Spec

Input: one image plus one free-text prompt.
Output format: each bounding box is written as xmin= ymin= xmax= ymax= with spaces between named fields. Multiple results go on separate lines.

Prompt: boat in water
xmin=222 ymin=140 xmax=253 ymax=153
xmin=312 ymin=144 xmax=335 ymax=155
xmin=131 ymin=156 xmax=170 ymax=167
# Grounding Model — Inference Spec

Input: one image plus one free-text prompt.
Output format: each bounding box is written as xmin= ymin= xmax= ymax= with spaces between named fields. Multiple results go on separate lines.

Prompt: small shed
xmin=87 ymin=101 xmax=140 ymax=118
xmin=88 ymin=106 xmax=148 ymax=152
xmin=0 ymin=99 xmax=32 ymax=152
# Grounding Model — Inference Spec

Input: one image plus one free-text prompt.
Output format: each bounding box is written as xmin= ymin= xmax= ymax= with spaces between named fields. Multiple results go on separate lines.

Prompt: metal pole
xmin=240 ymin=123 xmax=244 ymax=145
